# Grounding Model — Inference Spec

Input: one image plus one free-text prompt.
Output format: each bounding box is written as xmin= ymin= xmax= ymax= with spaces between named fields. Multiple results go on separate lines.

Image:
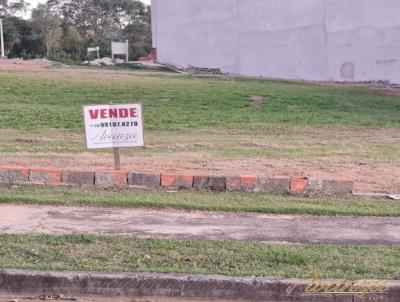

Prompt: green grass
xmin=1 ymin=234 xmax=399 ymax=280
xmin=0 ymin=68 xmax=399 ymax=131
xmin=1 ymin=186 xmax=400 ymax=217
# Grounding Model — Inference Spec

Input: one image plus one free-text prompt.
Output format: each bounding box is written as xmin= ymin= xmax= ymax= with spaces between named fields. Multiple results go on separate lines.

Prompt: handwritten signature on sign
xmin=93 ymin=129 xmax=138 ymax=144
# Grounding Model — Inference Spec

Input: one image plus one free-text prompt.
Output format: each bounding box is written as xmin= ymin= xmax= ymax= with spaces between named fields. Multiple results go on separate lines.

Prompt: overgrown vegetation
xmin=1 ymin=0 xmax=152 ymax=60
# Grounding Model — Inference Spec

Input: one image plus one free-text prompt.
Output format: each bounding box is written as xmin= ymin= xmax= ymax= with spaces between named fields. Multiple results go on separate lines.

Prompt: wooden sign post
xmin=113 ymin=147 xmax=121 ymax=170
xmin=83 ymin=104 xmax=145 ymax=171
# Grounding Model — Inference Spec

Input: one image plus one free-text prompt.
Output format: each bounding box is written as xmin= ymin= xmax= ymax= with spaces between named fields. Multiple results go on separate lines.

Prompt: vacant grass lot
xmin=1 ymin=186 xmax=399 ymax=217
xmin=0 ymin=66 xmax=399 ymax=192
xmin=1 ymin=234 xmax=399 ymax=280
xmin=1 ymin=65 xmax=399 ymax=281
xmin=0 ymin=68 xmax=399 ymax=130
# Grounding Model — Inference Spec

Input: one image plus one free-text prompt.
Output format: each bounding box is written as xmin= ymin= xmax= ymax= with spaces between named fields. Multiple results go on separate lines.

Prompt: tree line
xmin=0 ymin=0 xmax=152 ymax=61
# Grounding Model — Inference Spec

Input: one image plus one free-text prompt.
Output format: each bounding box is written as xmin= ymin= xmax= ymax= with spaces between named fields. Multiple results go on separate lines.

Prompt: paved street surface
xmin=1 ymin=204 xmax=400 ymax=245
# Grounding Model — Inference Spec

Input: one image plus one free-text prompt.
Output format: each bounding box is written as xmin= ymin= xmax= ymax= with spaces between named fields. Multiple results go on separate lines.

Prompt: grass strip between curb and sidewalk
xmin=1 ymin=234 xmax=400 ymax=280
xmin=1 ymin=186 xmax=400 ymax=217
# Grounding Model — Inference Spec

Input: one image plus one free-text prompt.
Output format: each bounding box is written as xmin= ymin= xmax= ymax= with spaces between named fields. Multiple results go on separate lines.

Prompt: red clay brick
xmin=95 ymin=171 xmax=128 ymax=188
xmin=0 ymin=166 xmax=30 ymax=185
xmin=30 ymin=168 xmax=62 ymax=185
xmin=193 ymin=175 xmax=226 ymax=191
xmin=128 ymin=173 xmax=160 ymax=188
xmin=290 ymin=178 xmax=308 ymax=195
xmin=62 ymin=170 xmax=95 ymax=187
xmin=226 ymin=176 xmax=257 ymax=192
xmin=305 ymin=179 xmax=354 ymax=196
xmin=161 ymin=174 xmax=193 ymax=189
xmin=255 ymin=177 xmax=290 ymax=194
xmin=226 ymin=176 xmax=242 ymax=192
xmin=241 ymin=176 xmax=257 ymax=192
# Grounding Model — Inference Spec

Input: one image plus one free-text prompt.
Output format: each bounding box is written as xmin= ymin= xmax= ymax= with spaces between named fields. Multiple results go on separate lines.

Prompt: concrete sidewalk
xmin=1 ymin=204 xmax=400 ymax=245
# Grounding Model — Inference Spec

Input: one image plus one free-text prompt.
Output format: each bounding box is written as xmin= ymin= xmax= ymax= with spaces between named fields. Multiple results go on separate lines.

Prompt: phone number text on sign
xmin=83 ymin=104 xmax=144 ymax=149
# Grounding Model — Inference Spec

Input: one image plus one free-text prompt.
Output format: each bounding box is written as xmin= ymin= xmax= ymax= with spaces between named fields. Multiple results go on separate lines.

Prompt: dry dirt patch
xmin=250 ymin=95 xmax=263 ymax=107
xmin=0 ymin=58 xmax=53 ymax=71
xmin=0 ymin=127 xmax=399 ymax=193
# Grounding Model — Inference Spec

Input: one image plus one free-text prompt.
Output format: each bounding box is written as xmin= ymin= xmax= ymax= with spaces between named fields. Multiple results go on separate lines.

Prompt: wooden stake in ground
xmin=113 ymin=147 xmax=121 ymax=171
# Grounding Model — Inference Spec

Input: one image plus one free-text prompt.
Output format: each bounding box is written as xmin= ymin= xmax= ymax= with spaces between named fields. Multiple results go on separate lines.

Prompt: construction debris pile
xmin=83 ymin=57 xmax=126 ymax=66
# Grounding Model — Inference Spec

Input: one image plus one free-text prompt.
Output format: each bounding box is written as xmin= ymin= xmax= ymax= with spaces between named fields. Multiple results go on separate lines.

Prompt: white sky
xmin=23 ymin=0 xmax=151 ymax=17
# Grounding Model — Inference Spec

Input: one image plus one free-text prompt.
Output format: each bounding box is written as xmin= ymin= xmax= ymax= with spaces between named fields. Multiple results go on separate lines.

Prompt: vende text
xmin=89 ymin=108 xmax=138 ymax=119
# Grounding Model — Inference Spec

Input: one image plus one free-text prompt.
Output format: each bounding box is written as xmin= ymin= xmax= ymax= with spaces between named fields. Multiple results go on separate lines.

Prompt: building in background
xmin=151 ymin=0 xmax=400 ymax=83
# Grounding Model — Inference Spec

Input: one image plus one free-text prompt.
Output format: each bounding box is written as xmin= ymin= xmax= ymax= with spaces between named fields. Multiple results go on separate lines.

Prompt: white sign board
xmin=112 ymin=42 xmax=127 ymax=54
xmin=83 ymin=104 xmax=144 ymax=149
xmin=87 ymin=46 xmax=100 ymax=59
xmin=112 ymin=40 xmax=129 ymax=62
xmin=87 ymin=46 xmax=99 ymax=52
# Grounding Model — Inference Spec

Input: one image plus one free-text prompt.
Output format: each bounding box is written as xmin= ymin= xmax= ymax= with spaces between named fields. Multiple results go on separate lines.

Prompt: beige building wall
xmin=152 ymin=0 xmax=400 ymax=83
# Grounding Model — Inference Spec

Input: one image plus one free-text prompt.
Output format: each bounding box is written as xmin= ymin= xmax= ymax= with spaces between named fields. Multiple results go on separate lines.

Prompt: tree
xmin=0 ymin=0 xmax=26 ymax=18
xmin=0 ymin=0 xmax=26 ymax=57
xmin=3 ymin=16 xmax=42 ymax=58
xmin=1 ymin=0 xmax=152 ymax=61
xmin=47 ymin=0 xmax=117 ymax=37
xmin=122 ymin=4 xmax=152 ymax=59
xmin=47 ymin=0 xmax=152 ymax=60
xmin=32 ymin=4 xmax=63 ymax=59
xmin=63 ymin=25 xmax=84 ymax=59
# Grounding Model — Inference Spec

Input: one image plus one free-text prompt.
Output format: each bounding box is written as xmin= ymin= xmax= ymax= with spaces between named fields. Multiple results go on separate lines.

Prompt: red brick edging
xmin=0 ymin=166 xmax=354 ymax=196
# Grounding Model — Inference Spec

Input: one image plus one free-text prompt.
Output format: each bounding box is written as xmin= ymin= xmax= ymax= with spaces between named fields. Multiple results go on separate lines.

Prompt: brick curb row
xmin=0 ymin=166 xmax=354 ymax=196
xmin=0 ymin=270 xmax=399 ymax=302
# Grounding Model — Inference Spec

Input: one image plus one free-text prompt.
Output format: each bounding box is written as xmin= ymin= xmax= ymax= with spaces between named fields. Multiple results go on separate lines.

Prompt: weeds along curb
xmin=0 ymin=166 xmax=354 ymax=196
xmin=1 ymin=270 xmax=399 ymax=301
